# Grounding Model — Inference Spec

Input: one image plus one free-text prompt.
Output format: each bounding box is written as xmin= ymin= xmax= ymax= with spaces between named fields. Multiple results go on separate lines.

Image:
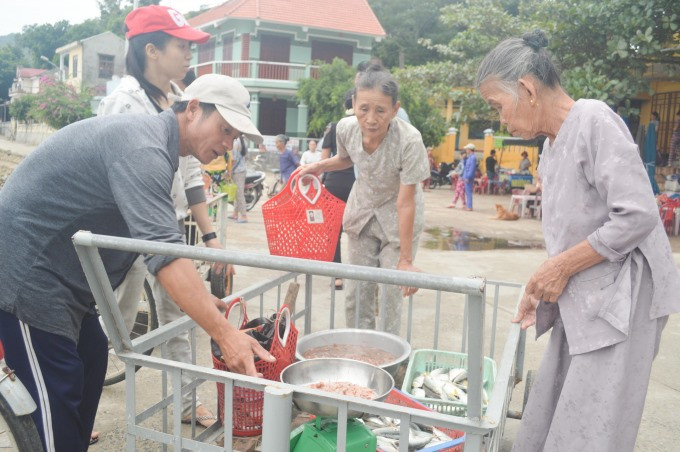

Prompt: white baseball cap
xmin=179 ymin=74 xmax=263 ymax=144
xmin=464 ymin=143 xmax=476 ymax=150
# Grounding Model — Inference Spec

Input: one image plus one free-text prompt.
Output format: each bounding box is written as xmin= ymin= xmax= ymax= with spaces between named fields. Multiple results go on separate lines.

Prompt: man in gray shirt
xmin=0 ymin=74 xmax=273 ymax=451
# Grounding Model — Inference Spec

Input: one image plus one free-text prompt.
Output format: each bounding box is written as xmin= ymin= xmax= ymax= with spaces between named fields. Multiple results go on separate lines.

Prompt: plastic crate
xmin=401 ymin=349 xmax=496 ymax=417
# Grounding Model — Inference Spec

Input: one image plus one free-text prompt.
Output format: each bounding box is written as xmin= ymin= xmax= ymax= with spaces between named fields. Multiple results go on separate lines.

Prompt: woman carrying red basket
xmin=299 ymin=64 xmax=430 ymax=335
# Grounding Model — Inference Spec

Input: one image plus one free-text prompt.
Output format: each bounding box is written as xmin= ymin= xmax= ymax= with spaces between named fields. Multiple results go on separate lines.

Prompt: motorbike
xmin=429 ymin=162 xmax=455 ymax=189
xmin=242 ymin=170 xmax=266 ymax=211
xmin=0 ymin=340 xmax=43 ymax=450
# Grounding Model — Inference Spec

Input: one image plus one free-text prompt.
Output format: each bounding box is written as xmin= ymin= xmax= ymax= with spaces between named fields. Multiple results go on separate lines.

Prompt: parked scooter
xmin=429 ymin=161 xmax=455 ymax=189
xmin=242 ymin=170 xmax=266 ymax=211
xmin=0 ymin=340 xmax=43 ymax=450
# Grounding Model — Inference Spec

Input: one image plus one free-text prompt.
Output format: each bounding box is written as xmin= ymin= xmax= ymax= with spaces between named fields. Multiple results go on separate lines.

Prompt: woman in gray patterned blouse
xmin=299 ymin=65 xmax=430 ymax=334
xmin=477 ymin=30 xmax=680 ymax=452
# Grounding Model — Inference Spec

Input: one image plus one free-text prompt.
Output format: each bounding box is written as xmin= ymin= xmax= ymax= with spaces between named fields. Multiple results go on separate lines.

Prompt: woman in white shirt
xmin=96 ymin=5 xmax=221 ymax=430
xmin=300 ymin=140 xmax=321 ymax=165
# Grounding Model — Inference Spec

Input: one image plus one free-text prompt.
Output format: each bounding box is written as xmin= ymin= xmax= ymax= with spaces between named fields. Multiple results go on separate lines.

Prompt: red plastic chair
xmin=474 ymin=175 xmax=488 ymax=194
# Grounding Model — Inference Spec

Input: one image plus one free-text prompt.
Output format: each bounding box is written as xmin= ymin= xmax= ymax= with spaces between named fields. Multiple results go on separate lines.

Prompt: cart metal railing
xmin=73 ymin=232 xmax=526 ymax=451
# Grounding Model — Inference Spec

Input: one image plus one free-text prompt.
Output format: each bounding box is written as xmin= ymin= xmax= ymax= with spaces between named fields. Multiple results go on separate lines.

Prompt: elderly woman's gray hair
xmin=475 ymin=29 xmax=561 ymax=96
xmin=355 ymin=64 xmax=399 ymax=106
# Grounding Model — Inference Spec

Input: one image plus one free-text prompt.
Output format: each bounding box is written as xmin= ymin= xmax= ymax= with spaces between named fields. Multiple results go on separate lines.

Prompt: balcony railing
xmin=193 ymin=60 xmax=319 ymax=82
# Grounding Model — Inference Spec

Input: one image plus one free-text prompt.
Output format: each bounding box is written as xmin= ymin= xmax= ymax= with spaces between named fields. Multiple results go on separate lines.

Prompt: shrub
xmin=9 ymin=94 xmax=38 ymax=122
xmin=29 ymin=77 xmax=93 ymax=129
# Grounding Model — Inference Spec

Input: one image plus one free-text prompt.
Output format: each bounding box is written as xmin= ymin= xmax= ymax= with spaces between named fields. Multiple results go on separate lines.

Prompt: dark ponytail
xmin=125 ymin=30 xmax=173 ymax=112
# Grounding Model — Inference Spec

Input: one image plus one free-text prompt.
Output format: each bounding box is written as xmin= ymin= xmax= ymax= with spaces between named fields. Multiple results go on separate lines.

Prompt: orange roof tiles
xmin=189 ymin=0 xmax=385 ymax=37
xmin=18 ymin=68 xmax=48 ymax=79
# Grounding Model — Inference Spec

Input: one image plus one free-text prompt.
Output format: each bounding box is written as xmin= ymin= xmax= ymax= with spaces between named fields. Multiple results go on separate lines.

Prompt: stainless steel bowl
xmin=295 ymin=328 xmax=411 ymax=377
xmin=280 ymin=358 xmax=394 ymax=418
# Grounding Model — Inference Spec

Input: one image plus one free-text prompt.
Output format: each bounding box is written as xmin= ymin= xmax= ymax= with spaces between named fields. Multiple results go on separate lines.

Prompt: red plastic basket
xmin=262 ymin=170 xmax=345 ymax=261
xmin=382 ymin=389 xmax=465 ymax=452
xmin=213 ymin=298 xmax=298 ymax=436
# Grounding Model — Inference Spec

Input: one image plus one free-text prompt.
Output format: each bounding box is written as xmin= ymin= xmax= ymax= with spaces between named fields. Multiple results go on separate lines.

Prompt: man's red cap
xmin=125 ymin=6 xmax=210 ymax=44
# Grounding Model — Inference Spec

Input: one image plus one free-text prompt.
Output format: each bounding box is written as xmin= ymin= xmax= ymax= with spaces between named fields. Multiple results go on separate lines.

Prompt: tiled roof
xmin=18 ymin=68 xmax=48 ymax=79
xmin=189 ymin=0 xmax=385 ymax=37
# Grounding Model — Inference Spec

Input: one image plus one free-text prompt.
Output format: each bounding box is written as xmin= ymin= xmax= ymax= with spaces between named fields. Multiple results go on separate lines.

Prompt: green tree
xmin=430 ymin=0 xmax=680 ymax=110
xmin=17 ymin=21 xmax=72 ymax=67
xmin=297 ymin=58 xmax=355 ymax=136
xmin=9 ymin=94 xmax=37 ymax=122
xmin=394 ymin=68 xmax=450 ymax=147
xmin=0 ymin=45 xmax=27 ymax=102
xmin=368 ymin=0 xmax=455 ymax=68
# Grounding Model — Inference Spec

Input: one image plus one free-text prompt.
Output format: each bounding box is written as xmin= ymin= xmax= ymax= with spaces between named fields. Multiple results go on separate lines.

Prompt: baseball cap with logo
xmin=125 ymin=5 xmax=210 ymax=44
xmin=179 ymin=74 xmax=264 ymax=145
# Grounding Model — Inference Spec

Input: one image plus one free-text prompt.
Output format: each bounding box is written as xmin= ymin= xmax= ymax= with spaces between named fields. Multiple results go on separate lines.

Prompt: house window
xmin=311 ymin=40 xmax=353 ymax=65
xmin=72 ymin=55 xmax=78 ymax=78
xmin=197 ymin=39 xmax=215 ymax=76
xmin=98 ymin=54 xmax=115 ymax=78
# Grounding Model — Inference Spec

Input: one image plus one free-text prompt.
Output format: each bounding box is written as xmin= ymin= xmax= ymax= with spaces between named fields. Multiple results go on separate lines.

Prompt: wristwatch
xmin=202 ymin=232 xmax=217 ymax=242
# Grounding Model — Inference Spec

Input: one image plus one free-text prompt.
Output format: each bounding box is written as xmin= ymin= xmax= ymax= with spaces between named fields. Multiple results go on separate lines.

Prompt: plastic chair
xmin=474 ymin=175 xmax=488 ymax=194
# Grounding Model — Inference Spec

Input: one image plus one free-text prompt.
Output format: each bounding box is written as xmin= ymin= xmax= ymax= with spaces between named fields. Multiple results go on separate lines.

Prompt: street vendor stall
xmin=74 ymin=233 xmax=530 ymax=452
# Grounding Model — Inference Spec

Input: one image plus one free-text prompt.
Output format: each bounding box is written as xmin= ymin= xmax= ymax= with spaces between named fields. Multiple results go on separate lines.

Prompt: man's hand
xmin=525 ymin=258 xmax=570 ymax=303
xmin=218 ymin=329 xmax=276 ymax=377
xmin=397 ymin=259 xmax=421 ymax=297
xmin=512 ymin=292 xmax=540 ymax=330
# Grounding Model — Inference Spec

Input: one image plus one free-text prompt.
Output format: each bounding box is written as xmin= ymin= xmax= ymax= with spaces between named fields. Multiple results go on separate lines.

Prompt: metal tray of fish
xmin=402 ymin=349 xmax=497 ymax=417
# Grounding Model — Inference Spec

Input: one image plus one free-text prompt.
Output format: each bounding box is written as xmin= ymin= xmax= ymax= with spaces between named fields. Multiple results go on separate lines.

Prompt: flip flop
xmin=89 ymin=432 xmax=99 ymax=445
xmin=181 ymin=415 xmax=218 ymax=429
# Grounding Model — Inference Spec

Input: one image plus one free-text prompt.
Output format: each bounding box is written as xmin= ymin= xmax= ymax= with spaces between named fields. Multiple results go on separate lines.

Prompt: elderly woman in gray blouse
xmin=299 ymin=66 xmax=430 ymax=334
xmin=477 ymin=30 xmax=680 ymax=452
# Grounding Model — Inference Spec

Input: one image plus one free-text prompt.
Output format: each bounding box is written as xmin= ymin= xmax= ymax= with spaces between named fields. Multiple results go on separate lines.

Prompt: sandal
xmin=89 ymin=431 xmax=99 ymax=445
xmin=181 ymin=414 xmax=218 ymax=428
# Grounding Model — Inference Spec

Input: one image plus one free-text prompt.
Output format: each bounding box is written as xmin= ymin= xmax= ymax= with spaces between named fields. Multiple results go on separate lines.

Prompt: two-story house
xmin=55 ymin=31 xmax=125 ymax=97
xmin=8 ymin=68 xmax=51 ymax=102
xmin=188 ymin=0 xmax=385 ymax=144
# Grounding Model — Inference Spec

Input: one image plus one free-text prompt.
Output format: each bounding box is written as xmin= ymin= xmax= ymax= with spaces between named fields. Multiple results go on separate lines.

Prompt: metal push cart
xmin=74 ymin=232 xmax=528 ymax=451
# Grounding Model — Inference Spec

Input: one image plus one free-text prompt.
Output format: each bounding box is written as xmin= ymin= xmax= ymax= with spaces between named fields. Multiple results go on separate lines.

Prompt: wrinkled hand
xmin=524 ymin=258 xmax=570 ymax=303
xmin=219 ymin=329 xmax=276 ymax=378
xmin=397 ymin=260 xmax=421 ymax=297
xmin=212 ymin=296 xmax=227 ymax=313
xmin=512 ymin=292 xmax=540 ymax=330
xmin=296 ymin=162 xmax=322 ymax=178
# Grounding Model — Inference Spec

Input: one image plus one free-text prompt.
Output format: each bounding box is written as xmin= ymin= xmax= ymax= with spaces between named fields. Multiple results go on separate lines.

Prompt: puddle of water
xmin=423 ymin=227 xmax=544 ymax=251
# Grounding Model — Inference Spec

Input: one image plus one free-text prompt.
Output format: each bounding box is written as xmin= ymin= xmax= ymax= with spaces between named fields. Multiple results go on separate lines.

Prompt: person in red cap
xmin=95 ymin=5 xmax=221 ymax=436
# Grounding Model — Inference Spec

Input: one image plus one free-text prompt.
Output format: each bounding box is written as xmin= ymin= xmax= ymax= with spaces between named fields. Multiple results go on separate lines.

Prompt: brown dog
xmin=494 ymin=204 xmax=519 ymax=221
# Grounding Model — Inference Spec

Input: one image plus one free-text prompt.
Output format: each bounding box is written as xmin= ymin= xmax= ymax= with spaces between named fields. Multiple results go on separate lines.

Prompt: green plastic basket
xmin=401 ymin=349 xmax=497 ymax=417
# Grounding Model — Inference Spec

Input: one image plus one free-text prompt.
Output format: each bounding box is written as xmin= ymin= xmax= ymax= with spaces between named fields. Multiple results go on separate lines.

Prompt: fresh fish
xmin=424 ymin=375 xmax=446 ymax=397
xmin=376 ymin=436 xmax=399 ymax=452
xmin=411 ymin=373 xmax=426 ymax=388
xmin=442 ymin=382 xmax=468 ymax=404
xmin=448 ymin=367 xmax=467 ymax=384
xmin=363 ymin=415 xmax=389 ymax=429
xmin=373 ymin=427 xmax=434 ymax=449
xmin=411 ymin=387 xmax=426 ymax=398
xmin=429 ymin=368 xmax=446 ymax=378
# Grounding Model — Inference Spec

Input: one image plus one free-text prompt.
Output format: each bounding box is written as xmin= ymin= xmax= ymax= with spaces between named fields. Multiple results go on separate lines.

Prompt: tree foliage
xmin=0 ymin=45 xmax=27 ymax=102
xmin=368 ymin=0 xmax=455 ymax=69
xmin=393 ymin=68 xmax=450 ymax=147
xmin=297 ymin=58 xmax=355 ymax=136
xmin=429 ymin=0 xmax=680 ymax=115
xmin=8 ymin=94 xmax=37 ymax=122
